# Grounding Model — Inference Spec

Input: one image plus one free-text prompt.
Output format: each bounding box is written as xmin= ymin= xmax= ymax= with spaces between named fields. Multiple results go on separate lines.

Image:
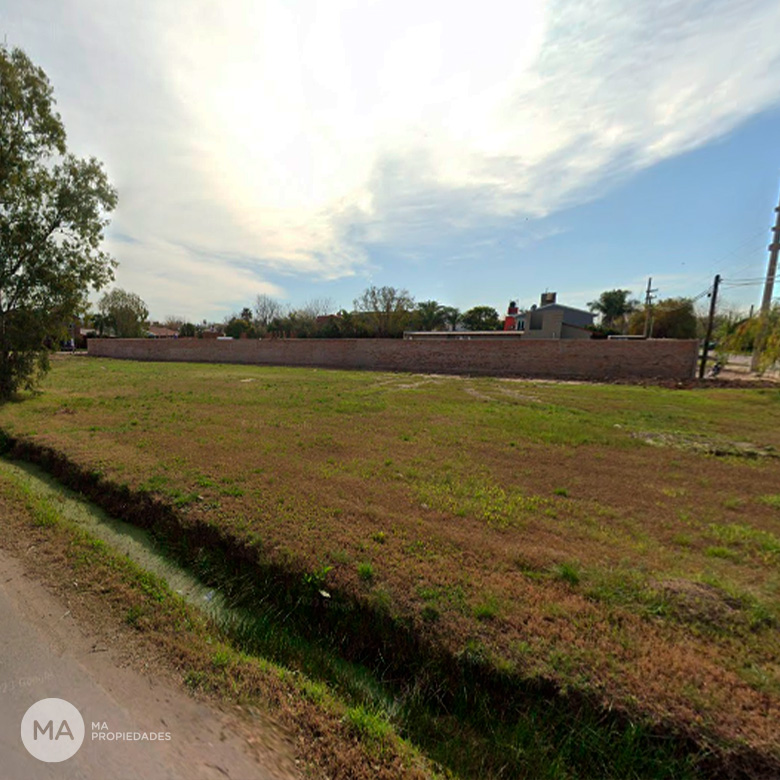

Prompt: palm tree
xmin=588 ymin=289 xmax=638 ymax=331
xmin=440 ymin=306 xmax=461 ymax=331
xmin=414 ymin=300 xmax=446 ymax=331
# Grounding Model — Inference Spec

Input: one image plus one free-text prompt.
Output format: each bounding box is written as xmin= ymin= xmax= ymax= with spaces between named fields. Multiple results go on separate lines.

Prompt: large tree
xmin=254 ymin=294 xmax=285 ymax=328
xmin=628 ymin=298 xmax=697 ymax=339
xmin=462 ymin=306 xmax=501 ymax=331
xmin=0 ymin=45 xmax=116 ymax=396
xmin=98 ymin=288 xmax=148 ymax=338
xmin=353 ymin=285 xmax=414 ymax=337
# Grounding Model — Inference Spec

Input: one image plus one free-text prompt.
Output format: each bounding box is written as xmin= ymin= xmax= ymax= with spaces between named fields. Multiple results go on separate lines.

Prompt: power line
xmin=722 ymin=273 xmax=778 ymax=283
xmin=720 ymin=276 xmax=777 ymax=289
xmin=686 ymin=228 xmax=769 ymax=291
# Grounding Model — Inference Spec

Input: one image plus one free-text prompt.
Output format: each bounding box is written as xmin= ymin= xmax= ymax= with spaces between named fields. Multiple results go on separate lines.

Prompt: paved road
xmin=0 ymin=550 xmax=297 ymax=780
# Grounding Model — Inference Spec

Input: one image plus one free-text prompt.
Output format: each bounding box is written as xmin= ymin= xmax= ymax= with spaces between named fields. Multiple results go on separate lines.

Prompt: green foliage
xmin=747 ymin=306 xmax=780 ymax=370
xmin=553 ymin=562 xmax=581 ymax=586
xmin=345 ymin=705 xmax=392 ymax=747
xmin=473 ymin=594 xmax=500 ymax=620
xmin=717 ymin=308 xmax=780 ymax=372
xmin=440 ymin=306 xmax=461 ymax=331
xmin=628 ymin=298 xmax=698 ymax=339
xmin=0 ymin=45 xmax=117 ymax=396
xmin=461 ymin=305 xmax=501 ymax=331
xmin=302 ymin=564 xmax=333 ymax=591
xmin=411 ymin=300 xmax=446 ymax=331
xmin=224 ymin=314 xmax=258 ymax=340
xmin=759 ymin=494 xmax=780 ymax=510
xmin=98 ymin=288 xmax=149 ymax=338
xmin=588 ymin=289 xmax=638 ymax=330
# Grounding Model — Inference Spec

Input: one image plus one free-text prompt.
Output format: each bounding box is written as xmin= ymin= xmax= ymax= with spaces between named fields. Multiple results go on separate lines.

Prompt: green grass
xmin=553 ymin=561 xmax=581 ymax=586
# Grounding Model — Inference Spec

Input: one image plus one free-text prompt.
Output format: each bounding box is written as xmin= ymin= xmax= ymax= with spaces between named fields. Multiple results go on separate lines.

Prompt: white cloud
xmin=99 ymin=237 xmax=284 ymax=322
xmin=3 ymin=0 xmax=780 ymax=318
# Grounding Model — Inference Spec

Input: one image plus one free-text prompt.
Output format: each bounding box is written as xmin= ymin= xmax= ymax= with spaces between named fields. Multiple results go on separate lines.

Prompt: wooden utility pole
xmin=643 ymin=277 xmax=657 ymax=338
xmin=751 ymin=188 xmax=780 ymax=372
xmin=699 ymin=274 xmax=720 ymax=379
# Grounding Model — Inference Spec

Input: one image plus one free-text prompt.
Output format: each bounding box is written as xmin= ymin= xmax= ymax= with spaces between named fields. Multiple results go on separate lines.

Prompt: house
xmin=404 ymin=330 xmax=525 ymax=340
xmin=504 ymin=293 xmax=594 ymax=339
xmin=146 ymin=325 xmax=179 ymax=339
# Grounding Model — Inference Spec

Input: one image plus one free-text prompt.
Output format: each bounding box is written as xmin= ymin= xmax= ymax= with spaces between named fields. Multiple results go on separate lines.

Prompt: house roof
xmin=147 ymin=326 xmax=178 ymax=338
xmin=529 ymin=303 xmax=594 ymax=317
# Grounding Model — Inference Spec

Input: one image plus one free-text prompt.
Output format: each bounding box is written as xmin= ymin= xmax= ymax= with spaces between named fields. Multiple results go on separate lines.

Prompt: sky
xmin=2 ymin=0 xmax=780 ymax=322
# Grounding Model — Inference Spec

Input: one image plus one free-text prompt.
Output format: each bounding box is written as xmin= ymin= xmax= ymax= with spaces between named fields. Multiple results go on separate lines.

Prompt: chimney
xmin=540 ymin=291 xmax=557 ymax=306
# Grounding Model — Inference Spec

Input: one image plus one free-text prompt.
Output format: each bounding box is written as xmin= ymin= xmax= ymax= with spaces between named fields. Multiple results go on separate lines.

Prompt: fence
xmin=87 ymin=337 xmax=699 ymax=380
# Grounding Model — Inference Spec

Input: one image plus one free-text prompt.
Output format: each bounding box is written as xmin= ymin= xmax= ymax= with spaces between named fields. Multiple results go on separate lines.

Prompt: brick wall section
xmin=88 ymin=338 xmax=699 ymax=380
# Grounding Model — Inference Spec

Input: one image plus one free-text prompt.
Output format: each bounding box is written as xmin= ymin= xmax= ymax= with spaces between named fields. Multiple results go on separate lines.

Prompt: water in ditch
xmin=0 ymin=456 xmax=392 ymax=712
xmin=0 ymin=457 xmax=230 ymax=619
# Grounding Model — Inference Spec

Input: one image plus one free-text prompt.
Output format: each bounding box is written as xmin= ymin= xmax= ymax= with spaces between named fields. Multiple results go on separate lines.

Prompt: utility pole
xmin=751 ymin=187 xmax=780 ymax=372
xmin=643 ymin=277 xmax=658 ymax=338
xmin=699 ymin=274 xmax=720 ymax=379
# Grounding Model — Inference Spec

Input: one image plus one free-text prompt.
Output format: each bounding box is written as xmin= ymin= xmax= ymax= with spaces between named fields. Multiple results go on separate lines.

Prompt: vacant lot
xmin=1 ymin=357 xmax=779 ymax=775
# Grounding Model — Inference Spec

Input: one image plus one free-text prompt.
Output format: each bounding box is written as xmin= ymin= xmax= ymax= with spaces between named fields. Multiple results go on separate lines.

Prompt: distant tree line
xmin=87 ymin=285 xmax=773 ymax=354
xmin=204 ymin=287 xmax=506 ymax=340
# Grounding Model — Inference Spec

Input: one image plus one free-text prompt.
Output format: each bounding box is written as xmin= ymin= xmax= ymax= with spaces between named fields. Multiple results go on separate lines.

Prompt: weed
xmin=553 ymin=562 xmax=581 ymax=586
xmin=345 ymin=705 xmax=392 ymax=748
xmin=553 ymin=487 xmax=569 ymax=497
xmin=183 ymin=670 xmax=206 ymax=690
xmin=124 ymin=605 xmax=143 ymax=626
xmin=211 ymin=649 xmax=231 ymax=669
xmin=302 ymin=564 xmax=333 ymax=591
xmin=759 ymin=494 xmax=780 ymax=510
xmin=473 ymin=594 xmax=500 ymax=621
xmin=705 ymin=546 xmax=741 ymax=561
xmin=357 ymin=562 xmax=374 ymax=582
xmin=329 ymin=548 xmax=350 ymax=565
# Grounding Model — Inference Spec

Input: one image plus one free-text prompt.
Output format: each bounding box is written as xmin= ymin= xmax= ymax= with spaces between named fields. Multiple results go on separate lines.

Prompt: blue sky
xmin=2 ymin=0 xmax=779 ymax=321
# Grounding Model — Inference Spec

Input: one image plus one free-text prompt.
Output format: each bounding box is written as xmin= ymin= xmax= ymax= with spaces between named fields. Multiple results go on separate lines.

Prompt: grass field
xmin=1 ymin=355 xmax=779 ymax=776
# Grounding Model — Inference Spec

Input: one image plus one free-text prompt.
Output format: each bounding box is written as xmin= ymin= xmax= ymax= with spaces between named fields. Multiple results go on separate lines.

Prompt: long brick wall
xmin=87 ymin=337 xmax=699 ymax=380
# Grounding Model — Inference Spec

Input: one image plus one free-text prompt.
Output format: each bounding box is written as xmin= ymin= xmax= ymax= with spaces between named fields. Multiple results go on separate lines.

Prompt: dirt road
xmin=0 ymin=549 xmax=299 ymax=780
